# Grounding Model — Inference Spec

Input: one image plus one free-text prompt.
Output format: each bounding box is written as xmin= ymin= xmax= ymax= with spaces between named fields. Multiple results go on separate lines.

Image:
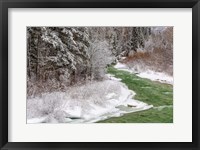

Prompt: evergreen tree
xmin=27 ymin=27 xmax=90 ymax=84
xmin=27 ymin=27 xmax=151 ymax=86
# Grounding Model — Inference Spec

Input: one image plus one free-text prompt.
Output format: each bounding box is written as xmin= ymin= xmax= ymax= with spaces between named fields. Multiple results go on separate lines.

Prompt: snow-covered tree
xmin=88 ymin=40 xmax=114 ymax=80
xmin=27 ymin=27 xmax=43 ymax=80
xmin=27 ymin=27 xmax=90 ymax=85
xmin=121 ymin=27 xmax=151 ymax=57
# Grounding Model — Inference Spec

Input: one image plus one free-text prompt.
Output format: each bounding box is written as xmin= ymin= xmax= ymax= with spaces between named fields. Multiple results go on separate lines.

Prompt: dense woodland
xmin=27 ymin=27 xmax=172 ymax=96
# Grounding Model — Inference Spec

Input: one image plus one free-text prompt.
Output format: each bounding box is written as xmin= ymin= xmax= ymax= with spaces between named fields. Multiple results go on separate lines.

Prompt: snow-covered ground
xmin=114 ymin=62 xmax=173 ymax=85
xmin=137 ymin=71 xmax=173 ymax=84
xmin=114 ymin=62 xmax=135 ymax=73
xmin=27 ymin=77 xmax=152 ymax=123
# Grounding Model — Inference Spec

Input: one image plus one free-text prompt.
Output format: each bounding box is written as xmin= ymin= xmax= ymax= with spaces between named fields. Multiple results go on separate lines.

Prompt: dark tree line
xmin=27 ymin=27 xmax=151 ymax=86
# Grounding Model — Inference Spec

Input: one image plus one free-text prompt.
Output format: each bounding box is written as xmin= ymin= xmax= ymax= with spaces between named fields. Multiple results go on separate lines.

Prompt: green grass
xmin=98 ymin=67 xmax=173 ymax=123
xmin=99 ymin=107 xmax=173 ymax=123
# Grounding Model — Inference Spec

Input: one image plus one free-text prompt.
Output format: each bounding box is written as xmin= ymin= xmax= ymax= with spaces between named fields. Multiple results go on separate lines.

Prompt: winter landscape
xmin=27 ymin=27 xmax=173 ymax=123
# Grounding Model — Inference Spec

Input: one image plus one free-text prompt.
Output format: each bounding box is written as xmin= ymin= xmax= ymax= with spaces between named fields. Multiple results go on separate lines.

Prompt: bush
xmin=27 ymin=92 xmax=65 ymax=119
xmin=27 ymin=80 xmax=122 ymax=123
xmin=123 ymin=27 xmax=173 ymax=76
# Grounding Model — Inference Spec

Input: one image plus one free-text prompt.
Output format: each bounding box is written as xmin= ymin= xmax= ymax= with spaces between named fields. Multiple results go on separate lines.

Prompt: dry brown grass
xmin=123 ymin=51 xmax=151 ymax=63
xmin=122 ymin=27 xmax=173 ymax=76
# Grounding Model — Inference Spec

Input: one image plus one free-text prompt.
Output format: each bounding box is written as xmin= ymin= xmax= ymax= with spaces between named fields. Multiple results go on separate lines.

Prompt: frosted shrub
xmin=65 ymin=80 xmax=121 ymax=109
xmin=39 ymin=93 xmax=63 ymax=114
xmin=27 ymin=92 xmax=65 ymax=119
xmin=27 ymin=79 xmax=63 ymax=97
xmin=27 ymin=98 xmax=43 ymax=119
xmin=45 ymin=110 xmax=68 ymax=123
xmin=27 ymin=79 xmax=128 ymax=123
xmin=88 ymin=40 xmax=114 ymax=80
xmin=125 ymin=27 xmax=173 ymax=76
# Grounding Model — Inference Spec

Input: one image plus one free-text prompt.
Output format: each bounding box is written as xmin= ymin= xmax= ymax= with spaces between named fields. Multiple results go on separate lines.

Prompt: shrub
xmin=123 ymin=27 xmax=173 ymax=76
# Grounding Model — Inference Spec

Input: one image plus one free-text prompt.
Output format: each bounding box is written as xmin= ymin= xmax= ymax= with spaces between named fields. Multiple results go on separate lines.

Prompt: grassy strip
xmin=99 ymin=107 xmax=173 ymax=123
xmin=98 ymin=67 xmax=173 ymax=123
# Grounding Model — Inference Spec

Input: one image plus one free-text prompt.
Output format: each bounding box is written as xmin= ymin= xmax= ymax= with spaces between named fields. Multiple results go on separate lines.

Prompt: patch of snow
xmin=27 ymin=79 xmax=152 ymax=123
xmin=106 ymin=93 xmax=117 ymax=99
xmin=27 ymin=116 xmax=47 ymax=123
xmin=114 ymin=63 xmax=134 ymax=73
xmin=153 ymin=105 xmax=173 ymax=111
xmin=114 ymin=62 xmax=173 ymax=85
xmin=66 ymin=106 xmax=82 ymax=118
xmin=137 ymin=70 xmax=173 ymax=85
xmin=114 ymin=62 xmax=127 ymax=69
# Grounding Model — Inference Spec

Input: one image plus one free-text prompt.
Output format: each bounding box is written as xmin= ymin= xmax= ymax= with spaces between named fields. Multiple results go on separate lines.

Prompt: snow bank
xmin=27 ymin=79 xmax=152 ymax=123
xmin=27 ymin=117 xmax=47 ymax=123
xmin=114 ymin=62 xmax=173 ymax=85
xmin=114 ymin=63 xmax=134 ymax=73
xmin=137 ymin=70 xmax=173 ymax=84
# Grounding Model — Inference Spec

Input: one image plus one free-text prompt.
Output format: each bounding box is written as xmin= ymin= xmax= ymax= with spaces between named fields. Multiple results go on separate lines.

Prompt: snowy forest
xmin=27 ymin=27 xmax=173 ymax=123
